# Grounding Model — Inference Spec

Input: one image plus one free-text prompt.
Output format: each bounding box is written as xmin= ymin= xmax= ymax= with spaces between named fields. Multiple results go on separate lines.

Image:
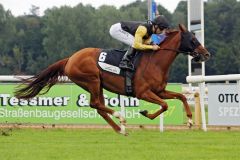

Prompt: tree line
xmin=0 ymin=0 xmax=240 ymax=82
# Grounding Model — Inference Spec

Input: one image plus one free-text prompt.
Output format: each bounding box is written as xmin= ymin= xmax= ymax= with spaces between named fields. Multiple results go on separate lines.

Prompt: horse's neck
xmin=153 ymin=32 xmax=181 ymax=73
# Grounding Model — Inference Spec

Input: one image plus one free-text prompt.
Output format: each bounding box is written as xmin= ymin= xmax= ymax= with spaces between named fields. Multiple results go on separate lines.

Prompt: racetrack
xmin=1 ymin=128 xmax=239 ymax=160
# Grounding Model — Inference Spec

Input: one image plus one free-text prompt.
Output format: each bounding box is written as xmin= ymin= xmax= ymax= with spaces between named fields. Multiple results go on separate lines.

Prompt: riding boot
xmin=119 ymin=47 xmax=136 ymax=71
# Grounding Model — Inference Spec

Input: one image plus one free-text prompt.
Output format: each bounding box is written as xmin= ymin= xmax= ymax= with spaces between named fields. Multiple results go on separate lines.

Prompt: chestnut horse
xmin=15 ymin=24 xmax=210 ymax=135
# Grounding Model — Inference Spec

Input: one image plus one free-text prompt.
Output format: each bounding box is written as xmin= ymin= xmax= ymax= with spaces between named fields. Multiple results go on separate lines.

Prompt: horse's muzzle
xmin=202 ymin=52 xmax=211 ymax=62
xmin=204 ymin=52 xmax=211 ymax=61
xmin=192 ymin=52 xmax=211 ymax=63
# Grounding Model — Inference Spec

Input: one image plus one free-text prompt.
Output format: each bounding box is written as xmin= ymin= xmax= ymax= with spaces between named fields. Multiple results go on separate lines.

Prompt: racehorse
xmin=14 ymin=24 xmax=210 ymax=135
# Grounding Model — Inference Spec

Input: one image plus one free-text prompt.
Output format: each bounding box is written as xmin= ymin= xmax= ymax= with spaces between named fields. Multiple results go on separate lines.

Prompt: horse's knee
xmin=161 ymin=104 xmax=168 ymax=112
xmin=177 ymin=94 xmax=187 ymax=102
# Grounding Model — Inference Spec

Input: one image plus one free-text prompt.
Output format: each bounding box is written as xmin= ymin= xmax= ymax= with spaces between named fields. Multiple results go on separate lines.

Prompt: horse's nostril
xmin=206 ymin=52 xmax=211 ymax=58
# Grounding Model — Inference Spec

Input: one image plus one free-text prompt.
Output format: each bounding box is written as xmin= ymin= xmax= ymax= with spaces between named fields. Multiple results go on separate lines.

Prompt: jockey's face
xmin=153 ymin=25 xmax=165 ymax=34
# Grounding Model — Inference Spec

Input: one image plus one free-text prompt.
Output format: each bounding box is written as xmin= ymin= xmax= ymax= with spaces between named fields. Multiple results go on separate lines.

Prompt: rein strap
xmin=159 ymin=48 xmax=191 ymax=55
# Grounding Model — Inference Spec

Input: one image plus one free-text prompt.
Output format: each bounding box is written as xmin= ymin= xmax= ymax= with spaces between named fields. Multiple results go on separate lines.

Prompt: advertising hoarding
xmin=0 ymin=83 xmax=184 ymax=125
xmin=208 ymin=84 xmax=240 ymax=125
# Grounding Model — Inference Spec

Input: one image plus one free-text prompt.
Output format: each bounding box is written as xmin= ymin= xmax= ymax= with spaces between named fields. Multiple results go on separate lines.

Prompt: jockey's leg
xmin=138 ymin=90 xmax=168 ymax=120
xmin=157 ymin=90 xmax=193 ymax=128
xmin=109 ymin=22 xmax=136 ymax=71
xmin=119 ymin=47 xmax=136 ymax=71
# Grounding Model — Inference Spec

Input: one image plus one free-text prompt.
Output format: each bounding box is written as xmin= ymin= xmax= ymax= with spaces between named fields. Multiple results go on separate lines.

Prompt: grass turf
xmin=0 ymin=128 xmax=239 ymax=160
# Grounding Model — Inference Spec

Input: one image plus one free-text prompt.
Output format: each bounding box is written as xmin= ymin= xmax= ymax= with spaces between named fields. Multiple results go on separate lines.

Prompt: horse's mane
xmin=165 ymin=29 xmax=179 ymax=37
xmin=160 ymin=29 xmax=180 ymax=46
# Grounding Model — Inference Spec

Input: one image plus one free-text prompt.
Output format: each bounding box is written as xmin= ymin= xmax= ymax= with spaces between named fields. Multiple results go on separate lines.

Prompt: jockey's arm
xmin=133 ymin=26 xmax=154 ymax=50
xmin=143 ymin=37 xmax=152 ymax=45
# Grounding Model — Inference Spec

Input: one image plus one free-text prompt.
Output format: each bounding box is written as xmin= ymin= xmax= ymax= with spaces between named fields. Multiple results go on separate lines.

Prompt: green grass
xmin=0 ymin=128 xmax=239 ymax=160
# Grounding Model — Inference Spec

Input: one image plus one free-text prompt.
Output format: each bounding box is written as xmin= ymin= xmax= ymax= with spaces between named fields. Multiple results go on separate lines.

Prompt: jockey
xmin=109 ymin=15 xmax=170 ymax=70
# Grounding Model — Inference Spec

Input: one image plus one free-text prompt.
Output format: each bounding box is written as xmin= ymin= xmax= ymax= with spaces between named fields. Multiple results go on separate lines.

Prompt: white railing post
xmin=160 ymin=109 xmax=164 ymax=132
xmin=199 ymin=82 xmax=207 ymax=131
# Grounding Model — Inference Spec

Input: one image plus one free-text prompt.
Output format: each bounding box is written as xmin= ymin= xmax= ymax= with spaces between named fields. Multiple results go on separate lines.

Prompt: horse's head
xmin=178 ymin=24 xmax=210 ymax=63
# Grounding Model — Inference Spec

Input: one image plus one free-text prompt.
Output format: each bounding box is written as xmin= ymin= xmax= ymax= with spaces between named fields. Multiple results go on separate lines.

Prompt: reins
xmin=159 ymin=48 xmax=191 ymax=55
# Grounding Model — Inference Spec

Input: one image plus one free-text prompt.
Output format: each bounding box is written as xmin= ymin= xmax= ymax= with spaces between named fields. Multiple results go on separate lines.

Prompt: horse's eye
xmin=191 ymin=39 xmax=198 ymax=45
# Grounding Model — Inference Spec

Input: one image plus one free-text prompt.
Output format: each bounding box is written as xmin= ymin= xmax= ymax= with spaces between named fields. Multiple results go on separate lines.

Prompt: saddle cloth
xmin=97 ymin=49 xmax=141 ymax=76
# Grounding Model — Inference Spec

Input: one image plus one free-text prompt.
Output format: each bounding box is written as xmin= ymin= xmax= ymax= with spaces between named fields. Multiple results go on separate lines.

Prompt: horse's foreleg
xmin=138 ymin=90 xmax=168 ymax=120
xmin=158 ymin=90 xmax=193 ymax=128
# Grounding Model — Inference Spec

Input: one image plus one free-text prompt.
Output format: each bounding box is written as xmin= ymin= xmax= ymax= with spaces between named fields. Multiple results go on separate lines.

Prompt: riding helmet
xmin=152 ymin=15 xmax=170 ymax=29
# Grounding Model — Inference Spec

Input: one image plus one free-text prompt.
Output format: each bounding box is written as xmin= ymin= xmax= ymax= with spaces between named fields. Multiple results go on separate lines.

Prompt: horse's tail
xmin=14 ymin=58 xmax=69 ymax=99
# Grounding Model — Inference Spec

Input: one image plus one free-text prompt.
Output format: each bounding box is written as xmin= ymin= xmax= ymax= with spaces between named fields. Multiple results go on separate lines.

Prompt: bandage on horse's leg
xmin=112 ymin=111 xmax=126 ymax=126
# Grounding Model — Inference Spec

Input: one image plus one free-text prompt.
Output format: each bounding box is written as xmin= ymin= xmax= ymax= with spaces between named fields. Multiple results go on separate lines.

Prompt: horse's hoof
xmin=187 ymin=119 xmax=193 ymax=128
xmin=140 ymin=110 xmax=148 ymax=117
xmin=187 ymin=123 xmax=193 ymax=129
xmin=121 ymin=132 xmax=129 ymax=136
xmin=124 ymin=132 xmax=129 ymax=136
xmin=119 ymin=130 xmax=129 ymax=136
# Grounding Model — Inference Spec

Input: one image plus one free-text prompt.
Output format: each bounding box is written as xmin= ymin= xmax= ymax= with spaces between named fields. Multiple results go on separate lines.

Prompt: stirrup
xmin=127 ymin=63 xmax=134 ymax=71
xmin=119 ymin=61 xmax=134 ymax=71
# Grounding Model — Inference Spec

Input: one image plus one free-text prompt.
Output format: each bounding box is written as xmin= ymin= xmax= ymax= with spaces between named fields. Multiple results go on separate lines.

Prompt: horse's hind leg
xmin=97 ymin=88 xmax=122 ymax=133
xmin=86 ymin=78 xmax=127 ymax=134
xmin=72 ymin=77 xmax=126 ymax=135
xmin=65 ymin=54 xmax=126 ymax=134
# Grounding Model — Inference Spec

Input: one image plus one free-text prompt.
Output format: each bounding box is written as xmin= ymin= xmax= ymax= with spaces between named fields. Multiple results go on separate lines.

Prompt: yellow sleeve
xmin=133 ymin=26 xmax=153 ymax=50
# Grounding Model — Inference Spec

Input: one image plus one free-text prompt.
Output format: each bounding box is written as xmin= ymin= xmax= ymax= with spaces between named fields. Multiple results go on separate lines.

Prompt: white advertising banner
xmin=208 ymin=84 xmax=240 ymax=126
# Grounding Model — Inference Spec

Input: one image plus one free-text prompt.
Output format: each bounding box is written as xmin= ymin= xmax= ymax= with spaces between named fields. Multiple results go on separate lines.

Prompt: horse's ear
xmin=179 ymin=24 xmax=187 ymax=32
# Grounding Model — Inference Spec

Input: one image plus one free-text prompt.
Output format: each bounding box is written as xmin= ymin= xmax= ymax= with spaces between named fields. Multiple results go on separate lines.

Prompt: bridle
xmin=158 ymin=30 xmax=202 ymax=57
xmin=159 ymin=48 xmax=191 ymax=55
xmin=159 ymin=48 xmax=193 ymax=55
xmin=140 ymin=29 xmax=205 ymax=77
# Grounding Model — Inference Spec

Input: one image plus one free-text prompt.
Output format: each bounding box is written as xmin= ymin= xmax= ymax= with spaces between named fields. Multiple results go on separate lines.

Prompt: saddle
xmin=97 ymin=49 xmax=142 ymax=96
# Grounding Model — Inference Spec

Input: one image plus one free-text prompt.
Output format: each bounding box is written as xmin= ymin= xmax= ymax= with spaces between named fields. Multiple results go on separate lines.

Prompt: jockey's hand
xmin=152 ymin=45 xmax=160 ymax=51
